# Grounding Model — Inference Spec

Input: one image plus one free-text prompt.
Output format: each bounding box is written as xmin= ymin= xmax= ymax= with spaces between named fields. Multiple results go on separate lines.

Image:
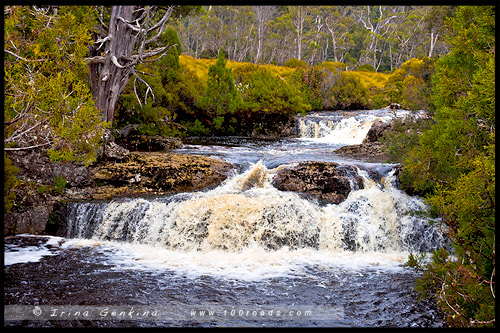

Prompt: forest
xmin=3 ymin=5 xmax=495 ymax=328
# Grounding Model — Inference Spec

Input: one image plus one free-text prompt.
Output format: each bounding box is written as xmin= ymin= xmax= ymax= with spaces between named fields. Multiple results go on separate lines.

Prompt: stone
xmin=272 ymin=161 xmax=362 ymax=204
xmin=363 ymin=120 xmax=393 ymax=143
xmin=103 ymin=141 xmax=130 ymax=160
xmin=335 ymin=142 xmax=388 ymax=163
xmin=116 ymin=134 xmax=183 ymax=151
xmin=382 ymin=102 xmax=401 ymax=110
xmin=91 ymin=151 xmax=234 ymax=198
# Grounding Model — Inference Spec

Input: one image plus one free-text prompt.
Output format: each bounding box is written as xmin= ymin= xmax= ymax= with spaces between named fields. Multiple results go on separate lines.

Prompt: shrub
xmin=196 ymin=51 xmax=243 ymax=118
xmin=325 ymin=72 xmax=369 ymax=110
xmin=54 ymin=175 xmax=67 ymax=194
xmin=283 ymin=58 xmax=307 ymax=68
xmin=357 ymin=63 xmax=376 ymax=72
xmin=241 ymin=67 xmax=310 ymax=114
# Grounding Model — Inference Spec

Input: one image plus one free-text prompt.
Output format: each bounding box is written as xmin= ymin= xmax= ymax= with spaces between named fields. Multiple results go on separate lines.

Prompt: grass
xmin=179 ymin=55 xmax=296 ymax=81
xmin=344 ymin=71 xmax=390 ymax=90
xmin=179 ymin=55 xmax=391 ymax=92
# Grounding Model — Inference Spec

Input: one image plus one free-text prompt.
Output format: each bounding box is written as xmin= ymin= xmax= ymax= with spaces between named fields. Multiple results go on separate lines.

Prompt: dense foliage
xmin=388 ymin=6 xmax=495 ymax=327
xmin=196 ymin=52 xmax=244 ymax=135
xmin=4 ymin=6 xmax=108 ymax=166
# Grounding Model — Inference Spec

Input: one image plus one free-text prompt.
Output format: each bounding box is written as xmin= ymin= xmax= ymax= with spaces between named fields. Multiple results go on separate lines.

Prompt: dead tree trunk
xmin=87 ymin=5 xmax=175 ymax=126
xmin=90 ymin=6 xmax=135 ymax=124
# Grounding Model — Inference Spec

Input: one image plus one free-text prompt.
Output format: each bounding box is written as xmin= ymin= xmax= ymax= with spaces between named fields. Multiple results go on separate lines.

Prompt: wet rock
xmin=97 ymin=129 xmax=129 ymax=160
xmin=116 ymin=134 xmax=183 ymax=151
xmin=335 ymin=142 xmax=388 ymax=163
xmin=103 ymin=141 xmax=130 ymax=160
xmin=6 ymin=149 xmax=93 ymax=188
xmin=272 ymin=161 xmax=362 ymax=204
xmin=382 ymin=102 xmax=401 ymax=110
xmin=336 ymin=119 xmax=394 ymax=163
xmin=3 ymin=149 xmax=234 ymax=235
xmin=91 ymin=151 xmax=234 ymax=199
xmin=363 ymin=120 xmax=393 ymax=143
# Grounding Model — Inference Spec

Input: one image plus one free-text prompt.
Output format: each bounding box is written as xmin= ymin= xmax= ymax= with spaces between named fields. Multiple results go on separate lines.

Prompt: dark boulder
xmin=363 ymin=120 xmax=393 ymax=143
xmin=272 ymin=161 xmax=363 ymax=204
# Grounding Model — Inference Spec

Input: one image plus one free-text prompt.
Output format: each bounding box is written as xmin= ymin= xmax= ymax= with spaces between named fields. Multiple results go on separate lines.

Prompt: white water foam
xmin=4 ymin=235 xmax=65 ymax=266
xmin=63 ymin=162 xmax=446 ymax=280
xmin=298 ymin=114 xmax=393 ymax=145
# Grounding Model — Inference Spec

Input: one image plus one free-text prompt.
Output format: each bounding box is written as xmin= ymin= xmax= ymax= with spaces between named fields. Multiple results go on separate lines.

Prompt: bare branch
xmin=145 ymin=6 xmax=174 ymax=44
xmin=110 ymin=55 xmax=125 ymax=68
xmin=4 ymin=49 xmax=29 ymax=62
xmin=116 ymin=15 xmax=142 ymax=32
xmin=85 ymin=55 xmax=106 ymax=63
xmin=135 ymin=70 xmax=156 ymax=77
xmin=5 ymin=49 xmax=47 ymax=62
xmin=95 ymin=35 xmax=112 ymax=50
xmin=132 ymin=76 xmax=142 ymax=108
xmin=4 ymin=142 xmax=51 ymax=151
xmin=132 ymin=70 xmax=155 ymax=105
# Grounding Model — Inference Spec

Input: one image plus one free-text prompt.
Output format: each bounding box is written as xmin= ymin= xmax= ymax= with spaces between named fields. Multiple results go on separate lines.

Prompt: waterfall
xmin=297 ymin=111 xmax=395 ymax=145
xmin=66 ymin=162 xmax=446 ymax=255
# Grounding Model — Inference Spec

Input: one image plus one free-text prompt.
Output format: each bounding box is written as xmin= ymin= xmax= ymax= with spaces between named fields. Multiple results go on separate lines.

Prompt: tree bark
xmin=88 ymin=6 xmax=175 ymax=126
xmin=89 ymin=6 xmax=135 ymax=125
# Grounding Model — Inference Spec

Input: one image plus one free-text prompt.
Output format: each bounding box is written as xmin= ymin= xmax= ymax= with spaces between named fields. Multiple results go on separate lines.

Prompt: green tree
xmin=4 ymin=6 xmax=108 ymax=166
xmin=401 ymin=6 xmax=495 ymax=327
xmin=241 ymin=67 xmax=310 ymax=114
xmin=114 ymin=26 xmax=193 ymax=138
xmin=196 ymin=51 xmax=243 ymax=134
xmin=384 ymin=57 xmax=435 ymax=110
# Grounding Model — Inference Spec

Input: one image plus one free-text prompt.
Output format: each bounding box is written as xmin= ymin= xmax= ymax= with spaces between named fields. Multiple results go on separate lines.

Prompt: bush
xmin=328 ymin=72 xmax=369 ymax=110
xmin=54 ymin=175 xmax=67 ymax=194
xmin=400 ymin=7 xmax=495 ymax=327
xmin=196 ymin=51 xmax=243 ymax=118
xmin=357 ymin=63 xmax=376 ymax=72
xmin=384 ymin=57 xmax=435 ymax=110
xmin=283 ymin=58 xmax=307 ymax=68
xmin=241 ymin=67 xmax=310 ymax=114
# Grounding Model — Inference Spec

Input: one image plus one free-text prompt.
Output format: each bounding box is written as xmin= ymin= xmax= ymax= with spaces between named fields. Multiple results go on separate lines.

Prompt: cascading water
xmin=4 ymin=109 xmax=448 ymax=327
xmin=297 ymin=110 xmax=412 ymax=145
xmin=66 ymin=162 xmax=445 ymax=257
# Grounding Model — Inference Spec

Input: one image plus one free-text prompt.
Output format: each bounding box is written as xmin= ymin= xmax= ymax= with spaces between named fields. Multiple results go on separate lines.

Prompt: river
xmin=4 ymin=109 xmax=448 ymax=327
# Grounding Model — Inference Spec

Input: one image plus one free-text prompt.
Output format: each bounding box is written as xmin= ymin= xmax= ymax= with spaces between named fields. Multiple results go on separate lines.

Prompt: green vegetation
xmin=196 ymin=52 xmax=244 ymax=135
xmin=4 ymin=6 xmax=108 ymax=166
xmin=54 ymin=175 xmax=68 ymax=194
xmin=242 ymin=67 xmax=310 ymax=114
xmin=385 ymin=6 xmax=495 ymax=327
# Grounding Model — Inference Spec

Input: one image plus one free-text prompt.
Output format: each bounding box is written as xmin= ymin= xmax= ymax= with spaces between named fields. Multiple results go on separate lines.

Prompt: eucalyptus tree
xmin=266 ymin=14 xmax=295 ymax=64
xmin=424 ymin=6 xmax=455 ymax=58
xmin=253 ymin=6 xmax=277 ymax=63
xmin=355 ymin=6 xmax=405 ymax=70
xmin=320 ymin=6 xmax=355 ymax=63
